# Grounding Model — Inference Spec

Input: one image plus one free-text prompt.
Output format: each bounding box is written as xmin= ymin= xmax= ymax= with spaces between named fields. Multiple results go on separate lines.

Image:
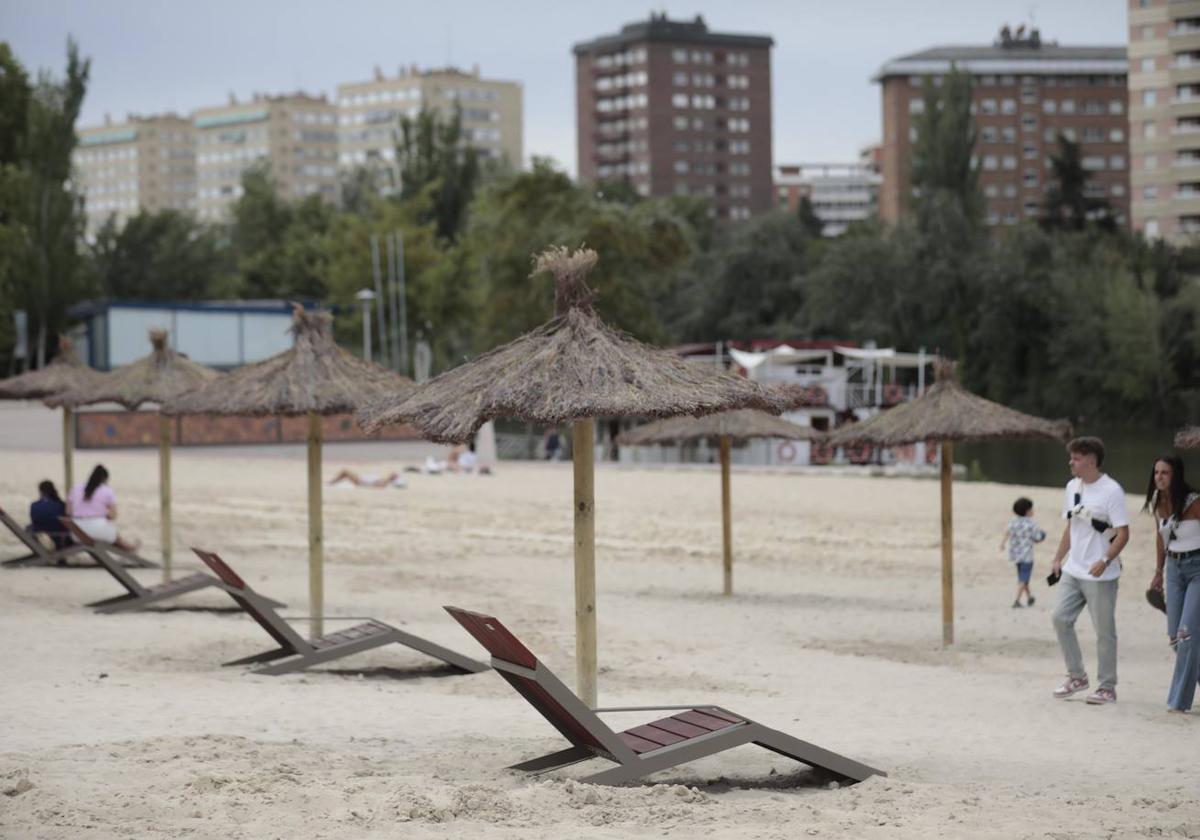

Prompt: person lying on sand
xmin=327 ymin=469 xmax=406 ymax=489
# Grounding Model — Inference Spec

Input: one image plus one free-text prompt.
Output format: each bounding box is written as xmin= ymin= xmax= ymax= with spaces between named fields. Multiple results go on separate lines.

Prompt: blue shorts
xmin=1015 ymin=562 xmax=1033 ymax=583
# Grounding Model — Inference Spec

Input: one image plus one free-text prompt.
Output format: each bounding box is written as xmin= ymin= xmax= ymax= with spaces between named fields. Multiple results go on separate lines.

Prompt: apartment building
xmin=74 ymin=114 xmax=195 ymax=234
xmin=877 ymin=28 xmax=1129 ymax=228
xmin=194 ymin=92 xmax=337 ymax=220
xmin=574 ymin=13 xmax=774 ymax=220
xmin=1128 ymin=0 xmax=1200 ymax=240
xmin=337 ymin=65 xmax=522 ymax=187
xmin=774 ymin=158 xmax=882 ymax=236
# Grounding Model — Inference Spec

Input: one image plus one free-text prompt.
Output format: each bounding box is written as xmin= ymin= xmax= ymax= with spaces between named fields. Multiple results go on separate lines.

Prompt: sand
xmin=1 ymin=418 xmax=1198 ymax=838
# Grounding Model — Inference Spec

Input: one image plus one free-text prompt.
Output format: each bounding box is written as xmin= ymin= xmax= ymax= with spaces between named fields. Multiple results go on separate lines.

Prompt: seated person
xmin=29 ymin=480 xmax=68 ymax=549
xmin=456 ymin=443 xmax=478 ymax=474
xmin=328 ymin=469 xmax=405 ymax=489
xmin=67 ymin=465 xmax=140 ymax=551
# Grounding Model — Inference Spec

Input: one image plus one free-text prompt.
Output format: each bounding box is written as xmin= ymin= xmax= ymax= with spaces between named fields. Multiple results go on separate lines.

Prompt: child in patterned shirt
xmin=1001 ymin=497 xmax=1046 ymax=608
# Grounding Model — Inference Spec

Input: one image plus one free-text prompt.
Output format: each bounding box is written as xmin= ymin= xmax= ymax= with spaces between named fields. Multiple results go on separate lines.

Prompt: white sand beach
xmin=1 ymin=410 xmax=1198 ymax=839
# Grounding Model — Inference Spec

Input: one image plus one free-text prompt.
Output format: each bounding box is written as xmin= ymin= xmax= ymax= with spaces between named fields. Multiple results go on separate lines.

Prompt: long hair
xmin=38 ymin=480 xmax=61 ymax=502
xmin=1144 ymin=455 xmax=1195 ymax=518
xmin=84 ymin=465 xmax=109 ymax=501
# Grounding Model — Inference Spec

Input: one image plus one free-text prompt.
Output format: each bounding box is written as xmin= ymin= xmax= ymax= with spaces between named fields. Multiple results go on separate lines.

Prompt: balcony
xmin=1172 ymin=29 xmax=1200 ymax=53
xmin=1173 ymin=156 xmax=1200 ymax=168
xmin=1172 ymin=63 xmax=1200 ymax=86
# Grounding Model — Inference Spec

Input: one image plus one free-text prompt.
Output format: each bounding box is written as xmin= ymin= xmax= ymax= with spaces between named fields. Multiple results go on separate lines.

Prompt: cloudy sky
xmin=6 ymin=0 xmax=1128 ymax=173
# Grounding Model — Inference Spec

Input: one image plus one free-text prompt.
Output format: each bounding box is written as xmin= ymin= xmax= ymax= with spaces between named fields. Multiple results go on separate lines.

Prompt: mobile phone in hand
xmin=1046 ymin=570 xmax=1061 ymax=586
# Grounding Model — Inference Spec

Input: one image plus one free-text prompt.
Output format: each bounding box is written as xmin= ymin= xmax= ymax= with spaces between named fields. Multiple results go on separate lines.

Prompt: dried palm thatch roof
xmin=163 ymin=305 xmax=412 ymax=417
xmin=0 ymin=337 xmax=104 ymax=401
xmin=1175 ymin=426 xmax=1200 ymax=449
xmin=618 ymin=409 xmax=822 ymax=447
xmin=825 ymin=361 xmax=1070 ymax=447
xmin=48 ymin=330 xmax=220 ymax=410
xmin=773 ymin=383 xmax=832 ymax=410
xmin=358 ymin=246 xmax=786 ymax=442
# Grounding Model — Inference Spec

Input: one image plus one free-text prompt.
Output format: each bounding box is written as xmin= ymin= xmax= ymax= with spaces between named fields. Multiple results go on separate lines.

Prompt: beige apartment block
xmin=1128 ymin=0 xmax=1200 ymax=241
xmin=74 ymin=114 xmax=196 ymax=235
xmin=194 ymin=92 xmax=337 ymax=221
xmin=877 ymin=28 xmax=1128 ymax=229
xmin=337 ymin=65 xmax=523 ymax=187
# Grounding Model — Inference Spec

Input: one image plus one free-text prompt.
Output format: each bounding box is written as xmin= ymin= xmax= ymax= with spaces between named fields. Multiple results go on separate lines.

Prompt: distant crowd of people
xmin=1002 ymin=436 xmax=1198 ymax=713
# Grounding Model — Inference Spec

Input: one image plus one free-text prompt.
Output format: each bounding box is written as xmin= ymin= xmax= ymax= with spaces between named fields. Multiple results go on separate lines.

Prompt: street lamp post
xmin=355 ymin=289 xmax=376 ymax=362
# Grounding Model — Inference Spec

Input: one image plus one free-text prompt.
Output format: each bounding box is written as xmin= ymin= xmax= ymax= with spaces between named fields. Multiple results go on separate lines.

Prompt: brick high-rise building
xmin=194 ymin=92 xmax=338 ymax=221
xmin=1128 ymin=0 xmax=1200 ymax=241
xmin=74 ymin=114 xmax=196 ymax=235
xmin=573 ymin=14 xmax=773 ymax=221
xmin=337 ymin=65 xmax=523 ymax=190
xmin=877 ymin=28 xmax=1128 ymax=228
xmin=774 ymin=158 xmax=882 ymax=236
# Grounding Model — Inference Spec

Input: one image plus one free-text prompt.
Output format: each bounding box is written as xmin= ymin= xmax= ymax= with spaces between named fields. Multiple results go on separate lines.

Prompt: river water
xmin=955 ymin=427 xmax=1199 ymax=495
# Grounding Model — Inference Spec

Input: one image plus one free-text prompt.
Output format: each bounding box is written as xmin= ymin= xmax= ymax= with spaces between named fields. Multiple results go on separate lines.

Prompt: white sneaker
xmin=1053 ymin=676 xmax=1089 ymax=699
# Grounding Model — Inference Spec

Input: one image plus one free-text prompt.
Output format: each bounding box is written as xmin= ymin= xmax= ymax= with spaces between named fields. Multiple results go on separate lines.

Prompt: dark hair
xmin=84 ymin=465 xmax=109 ymax=501
xmin=1067 ymin=436 xmax=1105 ymax=468
xmin=38 ymin=480 xmax=60 ymax=502
xmin=1013 ymin=497 xmax=1033 ymax=516
xmin=1143 ymin=454 xmax=1196 ymax=517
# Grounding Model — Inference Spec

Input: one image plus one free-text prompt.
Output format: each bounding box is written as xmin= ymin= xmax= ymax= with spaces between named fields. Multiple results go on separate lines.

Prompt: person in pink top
xmin=67 ymin=465 xmax=139 ymax=551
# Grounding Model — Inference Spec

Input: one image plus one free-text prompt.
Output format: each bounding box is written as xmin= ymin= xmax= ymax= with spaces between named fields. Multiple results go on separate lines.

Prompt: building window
xmin=673 ymin=160 xmax=689 ymax=174
xmin=982 ymin=155 xmax=998 ymax=170
xmin=1109 ymin=100 xmax=1124 ymax=115
xmin=1144 ymin=186 xmax=1158 ymax=202
xmin=1002 ymin=98 xmax=1017 ymax=114
xmin=984 ymin=184 xmax=999 ymax=197
xmin=672 ymin=93 xmax=689 ymax=108
xmin=1082 ymin=155 xmax=1106 ymax=170
xmin=1144 ymin=121 xmax=1157 ymax=138
xmin=1023 ymin=170 xmax=1039 ymax=187
xmin=1002 ymin=126 xmax=1017 ymax=142
xmin=1043 ymin=99 xmax=1057 ymax=114
xmin=1002 ymin=155 xmax=1017 ymax=170
xmin=1141 ymin=25 xmax=1154 ymax=40
xmin=981 ymin=126 xmax=997 ymax=143
xmin=1004 ymin=184 xmax=1018 ymax=198
xmin=1061 ymin=99 xmax=1076 ymax=114
xmin=673 ymin=72 xmax=688 ymax=86
xmin=672 ymin=49 xmax=688 ymax=63
xmin=1143 ymin=89 xmax=1157 ymax=107
xmin=1021 ymin=87 xmax=1037 ymax=104
xmin=981 ymin=98 xmax=997 ymax=115
xmin=673 ymin=116 xmax=689 ymax=130
xmin=1023 ymin=144 xmax=1038 ymax=160
xmin=1110 ymin=154 xmax=1125 ymax=169
xmin=1145 ymin=218 xmax=1160 ymax=238
xmin=1145 ymin=155 xmax=1157 ymax=171
xmin=1024 ymin=201 xmax=1039 ymax=217
xmin=1110 ymin=128 xmax=1125 ymax=143
xmin=1141 ymin=57 xmax=1156 ymax=73
xmin=1021 ymin=114 xmax=1037 ymax=132
xmin=909 ymin=98 xmax=925 ymax=114
xmin=1112 ymin=183 xmax=1126 ymax=197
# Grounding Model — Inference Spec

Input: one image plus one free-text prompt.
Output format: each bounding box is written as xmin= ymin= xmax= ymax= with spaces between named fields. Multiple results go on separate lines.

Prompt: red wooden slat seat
xmin=618 ymin=709 xmax=747 ymax=754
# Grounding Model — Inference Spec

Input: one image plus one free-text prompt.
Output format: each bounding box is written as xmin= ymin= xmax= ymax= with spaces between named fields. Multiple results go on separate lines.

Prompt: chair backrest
xmin=444 ymin=606 xmax=619 ymax=756
xmin=192 ymin=548 xmax=305 ymax=652
xmin=61 ymin=516 xmax=145 ymax=595
xmin=59 ymin=516 xmax=95 ymax=547
xmin=0 ymin=506 xmax=44 ymax=554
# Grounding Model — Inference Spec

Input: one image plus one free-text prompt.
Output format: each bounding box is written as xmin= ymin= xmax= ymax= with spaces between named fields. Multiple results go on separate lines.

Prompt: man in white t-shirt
xmin=1049 ymin=437 xmax=1130 ymax=705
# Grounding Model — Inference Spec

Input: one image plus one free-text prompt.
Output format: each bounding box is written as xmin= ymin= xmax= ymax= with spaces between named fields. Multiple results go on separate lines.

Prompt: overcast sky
xmin=5 ymin=0 xmax=1128 ymax=173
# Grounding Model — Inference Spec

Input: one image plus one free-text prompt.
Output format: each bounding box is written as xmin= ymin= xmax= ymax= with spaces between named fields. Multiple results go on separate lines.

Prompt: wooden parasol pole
xmin=62 ymin=407 xmax=74 ymax=493
xmin=573 ymin=418 xmax=597 ymax=706
xmin=158 ymin=413 xmax=172 ymax=582
xmin=307 ymin=412 xmax=324 ymax=640
xmin=720 ymin=434 xmax=733 ymax=596
xmin=940 ymin=439 xmax=954 ymax=646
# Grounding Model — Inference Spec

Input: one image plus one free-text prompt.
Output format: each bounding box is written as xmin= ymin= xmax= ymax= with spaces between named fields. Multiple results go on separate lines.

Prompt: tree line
xmin=3 ymin=44 xmax=1198 ymax=426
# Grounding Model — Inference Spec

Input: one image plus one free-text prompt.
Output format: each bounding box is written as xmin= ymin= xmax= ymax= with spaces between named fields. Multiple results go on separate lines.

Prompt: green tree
xmin=86 ymin=209 xmax=231 ymax=300
xmin=229 ymin=166 xmax=334 ymax=299
xmin=796 ymin=195 xmax=824 ymax=238
xmin=909 ymin=66 xmax=981 ymax=223
xmin=3 ymin=39 xmax=90 ymax=368
xmin=394 ymin=106 xmax=480 ymax=241
xmin=1041 ymin=133 xmax=1117 ymax=232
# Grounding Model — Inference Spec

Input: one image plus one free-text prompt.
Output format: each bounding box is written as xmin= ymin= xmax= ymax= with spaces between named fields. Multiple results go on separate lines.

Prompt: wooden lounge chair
xmin=0 ymin=505 xmax=93 ymax=568
xmin=193 ymin=548 xmax=489 ymax=677
xmin=57 ymin=518 xmax=263 ymax=613
xmin=444 ymin=606 xmax=885 ymax=786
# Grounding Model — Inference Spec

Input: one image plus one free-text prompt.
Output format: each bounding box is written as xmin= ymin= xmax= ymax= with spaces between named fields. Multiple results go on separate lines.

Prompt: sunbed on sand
xmin=0 ymin=505 xmax=92 ymax=568
xmin=58 ymin=518 xmax=266 ymax=613
xmin=193 ymin=548 xmax=489 ymax=677
xmin=444 ymin=606 xmax=885 ymax=786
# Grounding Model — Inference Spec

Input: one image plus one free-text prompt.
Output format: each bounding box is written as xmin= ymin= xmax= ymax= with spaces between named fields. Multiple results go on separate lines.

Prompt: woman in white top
xmin=1145 ymin=455 xmax=1200 ymax=712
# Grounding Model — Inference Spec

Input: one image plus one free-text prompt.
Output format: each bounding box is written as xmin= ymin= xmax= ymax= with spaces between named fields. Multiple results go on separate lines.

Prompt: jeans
xmin=1165 ymin=553 xmax=1200 ymax=711
xmin=1052 ymin=573 xmax=1118 ymax=690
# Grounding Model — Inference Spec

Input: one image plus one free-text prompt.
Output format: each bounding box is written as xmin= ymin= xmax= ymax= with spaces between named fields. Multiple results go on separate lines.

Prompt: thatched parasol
xmin=0 ymin=336 xmax=104 ymax=491
xmin=49 ymin=330 xmax=220 ymax=581
xmin=1175 ymin=426 xmax=1200 ymax=449
xmin=164 ymin=305 xmax=414 ymax=638
xmin=825 ymin=361 xmax=1070 ymax=645
xmin=359 ymin=246 xmax=786 ymax=705
xmin=618 ymin=409 xmax=822 ymax=595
